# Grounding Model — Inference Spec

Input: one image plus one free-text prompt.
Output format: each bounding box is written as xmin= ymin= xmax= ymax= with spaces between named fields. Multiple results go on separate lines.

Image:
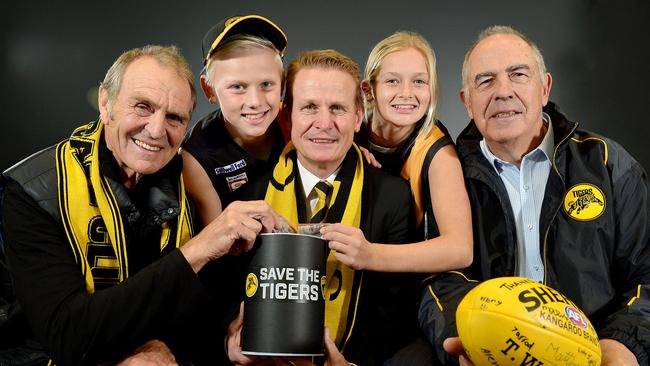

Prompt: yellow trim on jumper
xmin=422 ymin=271 xmax=480 ymax=311
xmin=627 ymin=284 xmax=642 ymax=306
xmin=427 ymin=285 xmax=444 ymax=312
xmin=571 ymin=137 xmax=609 ymax=165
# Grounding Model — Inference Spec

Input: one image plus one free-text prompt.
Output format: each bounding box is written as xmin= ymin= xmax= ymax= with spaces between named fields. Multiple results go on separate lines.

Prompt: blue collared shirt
xmin=479 ymin=114 xmax=555 ymax=282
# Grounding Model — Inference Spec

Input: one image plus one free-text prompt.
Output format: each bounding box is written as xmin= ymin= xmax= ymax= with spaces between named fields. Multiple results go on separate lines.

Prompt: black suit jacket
xmin=233 ymin=148 xmax=419 ymax=365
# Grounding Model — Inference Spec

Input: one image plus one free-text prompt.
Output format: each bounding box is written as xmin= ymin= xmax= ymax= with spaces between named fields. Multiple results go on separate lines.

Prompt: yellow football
xmin=456 ymin=277 xmax=601 ymax=366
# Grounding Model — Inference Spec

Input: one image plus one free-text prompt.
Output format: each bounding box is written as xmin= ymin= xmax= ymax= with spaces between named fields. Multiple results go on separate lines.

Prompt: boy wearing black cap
xmin=182 ymin=15 xmax=288 ymax=226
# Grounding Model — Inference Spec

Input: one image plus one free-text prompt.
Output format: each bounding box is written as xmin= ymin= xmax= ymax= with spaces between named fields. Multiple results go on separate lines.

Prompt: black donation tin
xmin=242 ymin=233 xmax=327 ymax=356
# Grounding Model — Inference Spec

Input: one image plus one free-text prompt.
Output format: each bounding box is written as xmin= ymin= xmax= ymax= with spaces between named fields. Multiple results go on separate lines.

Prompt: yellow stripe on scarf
xmin=264 ymin=142 xmax=364 ymax=348
xmin=55 ymin=120 xmax=193 ymax=293
xmin=400 ymin=124 xmax=446 ymax=228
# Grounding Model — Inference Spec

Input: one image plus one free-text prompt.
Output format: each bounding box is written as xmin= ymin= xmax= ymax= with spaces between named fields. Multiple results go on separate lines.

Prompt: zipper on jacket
xmin=543 ymin=122 xmax=578 ymax=284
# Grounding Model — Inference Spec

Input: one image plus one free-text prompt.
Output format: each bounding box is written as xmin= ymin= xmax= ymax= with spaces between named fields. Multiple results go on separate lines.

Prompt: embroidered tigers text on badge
xmin=563 ymin=183 xmax=606 ymax=221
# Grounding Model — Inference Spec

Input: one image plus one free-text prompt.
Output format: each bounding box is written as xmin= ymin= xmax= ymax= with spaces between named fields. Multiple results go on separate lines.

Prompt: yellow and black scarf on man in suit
xmin=264 ymin=141 xmax=364 ymax=351
xmin=55 ymin=120 xmax=193 ymax=293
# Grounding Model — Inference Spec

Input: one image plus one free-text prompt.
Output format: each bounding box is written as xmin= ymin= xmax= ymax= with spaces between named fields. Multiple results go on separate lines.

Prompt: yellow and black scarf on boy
xmin=264 ymin=141 xmax=364 ymax=350
xmin=55 ymin=120 xmax=193 ymax=293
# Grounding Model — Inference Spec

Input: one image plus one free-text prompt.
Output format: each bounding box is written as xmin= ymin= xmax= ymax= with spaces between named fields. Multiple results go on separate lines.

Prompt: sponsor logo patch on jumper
xmin=563 ymin=183 xmax=605 ymax=221
xmin=214 ymin=159 xmax=247 ymax=175
xmin=226 ymin=172 xmax=248 ymax=192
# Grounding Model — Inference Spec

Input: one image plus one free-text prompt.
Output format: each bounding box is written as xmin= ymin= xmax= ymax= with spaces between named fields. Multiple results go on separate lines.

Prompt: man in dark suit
xmin=226 ymin=49 xmax=419 ymax=366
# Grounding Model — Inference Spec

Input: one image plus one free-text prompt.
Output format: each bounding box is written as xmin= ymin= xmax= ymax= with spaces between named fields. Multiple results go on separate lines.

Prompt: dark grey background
xmin=2 ymin=0 xmax=648 ymax=172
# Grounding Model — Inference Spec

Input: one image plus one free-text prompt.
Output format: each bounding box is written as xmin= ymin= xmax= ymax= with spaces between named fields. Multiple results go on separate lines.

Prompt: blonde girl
xmin=323 ymin=31 xmax=472 ymax=273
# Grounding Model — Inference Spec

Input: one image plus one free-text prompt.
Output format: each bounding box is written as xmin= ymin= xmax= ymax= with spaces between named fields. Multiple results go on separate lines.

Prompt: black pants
xmin=384 ymin=336 xmax=442 ymax=366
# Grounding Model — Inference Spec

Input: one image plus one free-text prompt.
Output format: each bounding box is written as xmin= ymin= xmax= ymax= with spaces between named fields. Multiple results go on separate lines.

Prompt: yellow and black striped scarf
xmin=264 ymin=142 xmax=364 ymax=350
xmin=55 ymin=120 xmax=193 ymax=293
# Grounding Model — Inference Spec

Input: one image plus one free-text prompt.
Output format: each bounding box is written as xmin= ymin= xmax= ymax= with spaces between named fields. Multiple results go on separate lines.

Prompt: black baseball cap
xmin=202 ymin=15 xmax=287 ymax=65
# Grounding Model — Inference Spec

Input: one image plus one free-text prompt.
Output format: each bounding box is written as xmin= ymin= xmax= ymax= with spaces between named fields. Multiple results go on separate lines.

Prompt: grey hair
xmin=100 ymin=45 xmax=196 ymax=111
xmin=461 ymin=25 xmax=547 ymax=94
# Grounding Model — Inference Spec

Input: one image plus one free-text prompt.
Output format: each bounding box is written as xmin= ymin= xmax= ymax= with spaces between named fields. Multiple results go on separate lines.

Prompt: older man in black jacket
xmin=419 ymin=25 xmax=650 ymax=366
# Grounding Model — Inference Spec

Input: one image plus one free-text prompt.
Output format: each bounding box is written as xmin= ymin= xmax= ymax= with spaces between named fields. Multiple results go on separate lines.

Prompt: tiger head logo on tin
xmin=245 ymin=273 xmax=258 ymax=297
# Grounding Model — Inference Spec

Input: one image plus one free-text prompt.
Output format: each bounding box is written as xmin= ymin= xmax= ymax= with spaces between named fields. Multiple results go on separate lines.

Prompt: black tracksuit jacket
xmin=419 ymin=102 xmax=650 ymax=365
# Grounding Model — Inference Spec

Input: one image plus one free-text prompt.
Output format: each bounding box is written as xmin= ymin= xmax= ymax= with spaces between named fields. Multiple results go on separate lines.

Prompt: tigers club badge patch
xmin=563 ymin=183 xmax=606 ymax=221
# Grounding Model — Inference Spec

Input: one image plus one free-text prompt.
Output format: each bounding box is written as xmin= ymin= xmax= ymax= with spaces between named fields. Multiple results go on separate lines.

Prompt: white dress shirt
xmin=296 ymin=159 xmax=338 ymax=216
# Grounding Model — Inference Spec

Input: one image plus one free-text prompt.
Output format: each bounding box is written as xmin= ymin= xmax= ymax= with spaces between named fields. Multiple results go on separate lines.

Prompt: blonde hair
xmin=205 ymin=34 xmax=283 ymax=86
xmin=462 ymin=25 xmax=547 ymax=94
xmin=100 ymin=45 xmax=196 ymax=111
xmin=285 ymin=49 xmax=362 ymax=109
xmin=364 ymin=31 xmax=439 ymax=137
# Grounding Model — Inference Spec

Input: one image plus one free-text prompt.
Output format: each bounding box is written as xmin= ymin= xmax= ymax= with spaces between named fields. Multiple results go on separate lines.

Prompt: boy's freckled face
xmin=207 ymin=47 xmax=283 ymax=141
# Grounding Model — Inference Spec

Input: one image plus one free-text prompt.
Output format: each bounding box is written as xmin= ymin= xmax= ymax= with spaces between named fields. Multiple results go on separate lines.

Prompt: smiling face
xmin=99 ymin=56 xmax=193 ymax=186
xmin=290 ymin=67 xmax=363 ymax=178
xmin=461 ymin=33 xmax=552 ymax=159
xmin=205 ymin=46 xmax=283 ymax=142
xmin=372 ymin=48 xmax=431 ymax=129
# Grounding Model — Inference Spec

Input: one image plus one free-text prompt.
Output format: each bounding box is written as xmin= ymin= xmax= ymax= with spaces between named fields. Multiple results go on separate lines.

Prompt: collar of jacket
xmin=456 ymin=102 xmax=580 ymax=279
xmin=457 ymin=101 xmax=578 ymax=182
xmin=99 ymin=135 xmax=183 ymax=227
